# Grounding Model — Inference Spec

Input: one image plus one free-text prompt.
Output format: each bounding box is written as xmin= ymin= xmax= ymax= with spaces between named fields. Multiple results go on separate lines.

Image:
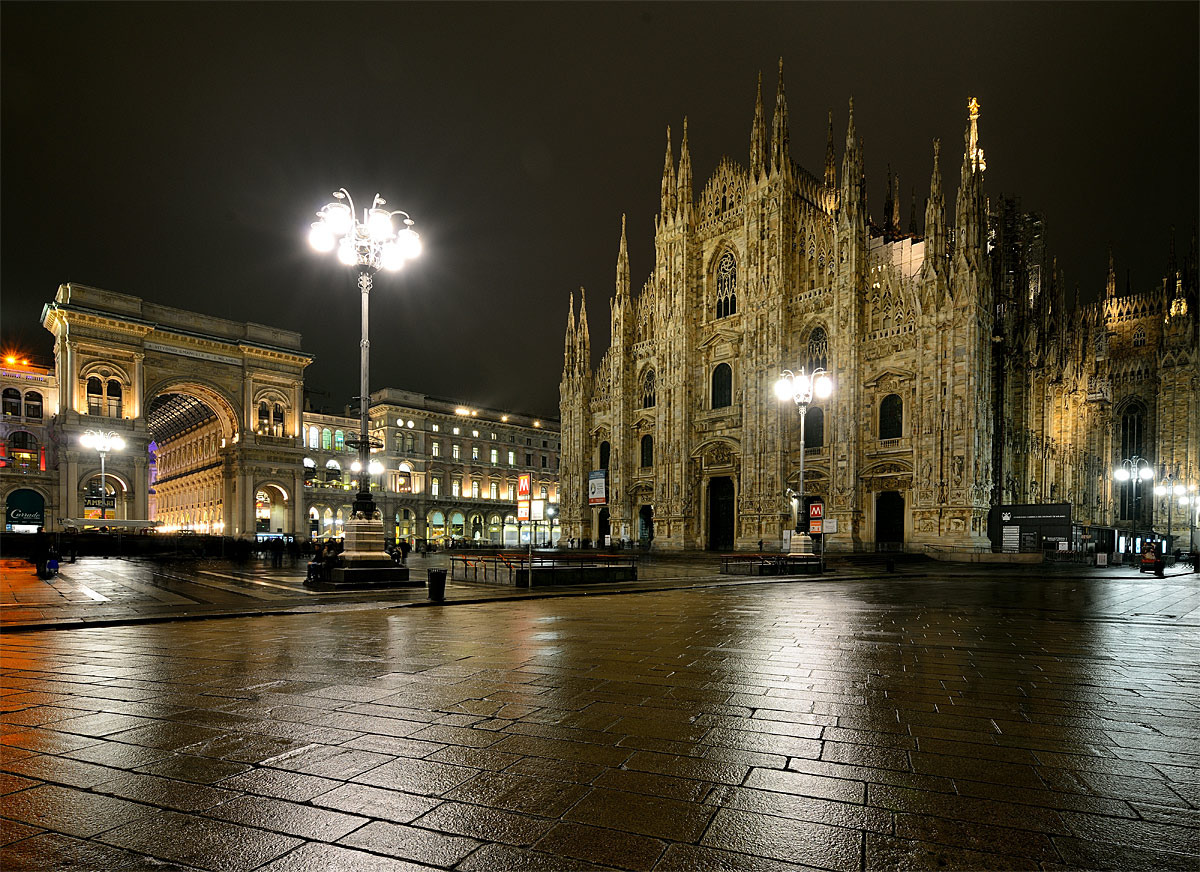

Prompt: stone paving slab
xmin=2 ymin=567 xmax=1199 ymax=870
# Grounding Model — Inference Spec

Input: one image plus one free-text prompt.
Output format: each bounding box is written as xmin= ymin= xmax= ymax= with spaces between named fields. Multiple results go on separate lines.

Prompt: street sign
xmin=809 ymin=502 xmax=824 ymax=519
xmin=517 ymin=500 xmax=530 ymax=521
xmin=809 ymin=518 xmax=823 ymax=535
xmin=518 ymin=473 xmax=532 ymax=500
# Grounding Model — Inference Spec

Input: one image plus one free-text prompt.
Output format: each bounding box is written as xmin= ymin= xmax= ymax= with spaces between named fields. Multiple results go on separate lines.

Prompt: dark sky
xmin=4 ymin=3 xmax=1197 ymax=420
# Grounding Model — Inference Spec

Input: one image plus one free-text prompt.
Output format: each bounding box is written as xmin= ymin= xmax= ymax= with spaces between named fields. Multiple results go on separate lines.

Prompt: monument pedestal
xmin=306 ymin=516 xmax=421 ymax=590
xmin=789 ymin=532 xmax=814 ymax=555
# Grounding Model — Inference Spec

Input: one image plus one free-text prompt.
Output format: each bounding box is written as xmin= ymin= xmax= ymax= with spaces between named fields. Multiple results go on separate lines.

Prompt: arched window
xmin=805 ymin=407 xmax=824 ymax=449
xmin=640 ymin=434 xmax=654 ymax=468
xmin=321 ymin=429 xmax=332 ymax=450
xmin=272 ymin=403 xmax=285 ymax=437
xmin=9 ymin=431 xmax=38 ymax=470
xmin=334 ymin=430 xmax=345 ymax=451
xmin=308 ymin=426 xmax=319 ymax=448
xmin=642 ymin=370 xmax=656 ymax=409
xmin=258 ymin=402 xmax=270 ymax=433
xmin=24 ymin=391 xmax=43 ymax=419
xmin=1133 ymin=326 xmax=1146 ymax=347
xmin=105 ymin=380 xmax=123 ymax=418
xmin=1119 ymin=402 xmax=1148 ymax=521
xmin=715 ymin=252 xmax=737 ymax=318
xmin=87 ymin=377 xmax=103 ymax=416
xmin=712 ymin=363 xmax=732 ymax=409
xmin=879 ymin=394 xmax=903 ymax=440
xmin=807 ymin=327 xmax=829 ymax=371
xmin=2 ymin=388 xmax=19 ymax=417
xmin=599 ymin=440 xmax=610 ymax=470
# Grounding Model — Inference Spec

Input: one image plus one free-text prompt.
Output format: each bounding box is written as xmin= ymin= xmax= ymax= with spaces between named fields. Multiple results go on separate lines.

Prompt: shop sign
xmin=5 ymin=488 xmax=45 ymax=529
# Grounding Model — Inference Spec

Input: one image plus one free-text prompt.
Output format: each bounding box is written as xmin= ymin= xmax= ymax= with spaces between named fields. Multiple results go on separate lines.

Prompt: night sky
xmin=3 ymin=3 xmax=1196 ymax=420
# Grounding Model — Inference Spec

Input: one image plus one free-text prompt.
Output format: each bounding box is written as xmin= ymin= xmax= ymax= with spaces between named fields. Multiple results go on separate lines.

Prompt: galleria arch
xmin=42 ymin=284 xmax=312 ymax=537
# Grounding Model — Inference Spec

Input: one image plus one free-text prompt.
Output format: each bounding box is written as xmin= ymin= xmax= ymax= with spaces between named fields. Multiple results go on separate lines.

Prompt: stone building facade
xmin=301 ymin=390 xmax=560 ymax=547
xmin=559 ymin=66 xmax=1199 ymax=553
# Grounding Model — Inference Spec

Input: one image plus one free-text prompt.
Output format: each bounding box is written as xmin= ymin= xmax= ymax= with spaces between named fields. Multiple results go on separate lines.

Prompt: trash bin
xmin=427 ymin=568 xmax=446 ymax=601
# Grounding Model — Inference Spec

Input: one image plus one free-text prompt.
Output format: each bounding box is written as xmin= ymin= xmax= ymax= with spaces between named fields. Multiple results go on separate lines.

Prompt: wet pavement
xmin=2 ymin=557 xmax=1199 ymax=870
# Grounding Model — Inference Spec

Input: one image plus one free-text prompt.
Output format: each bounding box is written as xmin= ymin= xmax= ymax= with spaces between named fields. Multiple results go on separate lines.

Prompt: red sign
xmin=809 ymin=518 xmax=823 ymax=535
xmin=518 ymin=473 xmax=532 ymax=500
xmin=809 ymin=502 xmax=824 ymax=519
xmin=517 ymin=500 xmax=530 ymax=521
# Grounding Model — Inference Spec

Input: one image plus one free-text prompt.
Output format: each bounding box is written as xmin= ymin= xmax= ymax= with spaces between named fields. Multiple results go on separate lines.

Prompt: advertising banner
xmin=5 ymin=488 xmax=44 ymax=531
xmin=531 ymin=499 xmax=545 ymax=521
xmin=588 ymin=470 xmax=607 ymax=505
xmin=518 ymin=473 xmax=532 ymax=501
xmin=517 ymin=500 xmax=530 ymax=521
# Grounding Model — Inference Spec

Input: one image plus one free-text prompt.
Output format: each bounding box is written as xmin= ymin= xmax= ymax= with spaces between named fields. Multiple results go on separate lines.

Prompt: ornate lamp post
xmin=546 ymin=505 xmax=557 ymax=547
xmin=1113 ymin=455 xmax=1153 ymax=559
xmin=775 ymin=367 xmax=832 ymax=554
xmin=80 ymin=430 xmax=125 ymax=521
xmin=309 ymin=189 xmax=420 ymax=583
xmin=1154 ymin=471 xmax=1186 ymax=554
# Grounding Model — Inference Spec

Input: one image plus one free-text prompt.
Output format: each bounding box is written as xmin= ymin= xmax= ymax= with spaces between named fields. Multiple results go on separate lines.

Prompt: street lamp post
xmin=1154 ymin=471 xmax=1187 ymax=555
xmin=546 ymin=505 xmax=557 ymax=547
xmin=775 ymin=367 xmax=832 ymax=555
xmin=309 ymin=189 xmax=420 ymax=584
xmin=80 ymin=430 xmax=125 ymax=522
xmin=1113 ymin=455 xmax=1154 ymax=559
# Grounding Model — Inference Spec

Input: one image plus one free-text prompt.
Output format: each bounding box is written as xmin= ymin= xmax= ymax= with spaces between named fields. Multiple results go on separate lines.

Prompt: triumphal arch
xmin=41 ymin=284 xmax=312 ymax=537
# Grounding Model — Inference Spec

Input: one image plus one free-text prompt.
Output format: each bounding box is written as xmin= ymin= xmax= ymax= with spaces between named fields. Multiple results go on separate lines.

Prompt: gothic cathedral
xmin=559 ymin=63 xmax=1199 ymax=553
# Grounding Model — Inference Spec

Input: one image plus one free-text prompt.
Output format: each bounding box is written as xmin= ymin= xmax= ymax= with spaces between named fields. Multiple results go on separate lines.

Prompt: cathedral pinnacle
xmin=1106 ymin=249 xmax=1116 ymax=299
xmin=660 ymin=125 xmax=676 ymax=219
xmin=967 ymin=96 xmax=986 ymax=173
xmin=677 ymin=118 xmax=693 ymax=219
xmin=578 ymin=286 xmax=590 ymax=365
xmin=564 ymin=290 xmax=576 ymax=373
xmin=824 ymin=109 xmax=836 ymax=189
xmin=770 ymin=58 xmax=790 ymax=176
xmin=750 ymin=72 xmax=766 ymax=181
xmin=923 ymin=138 xmax=946 ymax=275
xmin=616 ymin=214 xmax=630 ymax=300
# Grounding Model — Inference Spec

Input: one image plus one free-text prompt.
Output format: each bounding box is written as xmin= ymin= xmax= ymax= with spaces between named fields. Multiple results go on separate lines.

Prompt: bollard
xmin=427 ymin=568 xmax=447 ymax=601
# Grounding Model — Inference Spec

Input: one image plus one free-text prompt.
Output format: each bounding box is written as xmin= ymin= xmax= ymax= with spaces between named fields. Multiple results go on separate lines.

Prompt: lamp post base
xmin=306 ymin=516 xmax=420 ymax=590
xmin=789 ymin=533 xmax=814 ymax=555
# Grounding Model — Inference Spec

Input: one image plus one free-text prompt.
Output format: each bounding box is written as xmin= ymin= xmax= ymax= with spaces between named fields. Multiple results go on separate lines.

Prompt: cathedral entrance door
xmin=875 ymin=490 xmax=905 ymax=551
xmin=638 ymin=505 xmax=654 ymax=544
xmin=708 ymin=477 xmax=735 ymax=551
xmin=597 ymin=508 xmax=610 ymax=545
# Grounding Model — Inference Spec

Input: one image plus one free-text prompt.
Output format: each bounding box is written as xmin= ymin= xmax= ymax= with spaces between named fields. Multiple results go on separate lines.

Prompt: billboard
xmin=588 ymin=470 xmax=607 ymax=505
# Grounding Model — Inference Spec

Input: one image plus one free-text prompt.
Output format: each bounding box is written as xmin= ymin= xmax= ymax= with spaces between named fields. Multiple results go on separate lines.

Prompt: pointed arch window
xmin=640 ymin=434 xmax=654 ymax=468
xmin=1132 ymin=326 xmax=1146 ymax=347
xmin=805 ymin=407 xmax=825 ymax=449
xmin=879 ymin=394 xmax=903 ymax=440
xmin=1118 ymin=402 xmax=1147 ymax=522
xmin=712 ymin=363 xmax=732 ymax=409
xmin=641 ymin=370 xmax=656 ymax=409
xmin=715 ymin=252 xmax=737 ymax=318
xmin=807 ymin=326 xmax=829 ymax=371
xmin=599 ymin=440 xmax=610 ymax=470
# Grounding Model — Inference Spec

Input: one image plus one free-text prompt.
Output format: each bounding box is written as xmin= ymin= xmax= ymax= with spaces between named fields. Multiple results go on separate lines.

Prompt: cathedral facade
xmin=559 ymin=65 xmax=1199 ymax=554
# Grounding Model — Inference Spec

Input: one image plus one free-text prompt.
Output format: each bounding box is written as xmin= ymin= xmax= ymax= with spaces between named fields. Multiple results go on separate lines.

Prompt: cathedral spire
xmin=1106 ymin=249 xmax=1116 ymax=299
xmin=908 ymin=187 xmax=919 ymax=236
xmin=615 ymin=214 xmax=630 ymax=300
xmin=839 ymin=97 xmax=864 ymax=229
xmin=750 ymin=73 xmax=766 ymax=181
xmin=660 ymin=125 xmax=676 ymax=220
xmin=770 ymin=58 xmax=790 ymax=176
xmin=923 ymin=138 xmax=946 ymax=275
xmin=954 ymin=97 xmax=986 ymax=270
xmin=564 ymin=290 xmax=576 ymax=374
xmin=577 ymin=286 xmax=590 ymax=368
xmin=884 ymin=165 xmax=894 ymax=237
xmin=677 ymin=117 xmax=693 ymax=221
xmin=891 ymin=173 xmax=902 ymax=236
xmin=824 ymin=110 xmax=837 ymax=189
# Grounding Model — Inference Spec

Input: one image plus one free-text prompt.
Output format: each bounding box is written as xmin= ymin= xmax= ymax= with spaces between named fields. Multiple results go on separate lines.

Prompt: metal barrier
xmin=449 ymin=552 xmax=638 ymax=587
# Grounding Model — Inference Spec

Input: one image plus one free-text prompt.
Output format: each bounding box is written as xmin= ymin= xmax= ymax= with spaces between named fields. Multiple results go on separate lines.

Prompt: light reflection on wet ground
xmin=2 ymin=571 xmax=1198 ymax=870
